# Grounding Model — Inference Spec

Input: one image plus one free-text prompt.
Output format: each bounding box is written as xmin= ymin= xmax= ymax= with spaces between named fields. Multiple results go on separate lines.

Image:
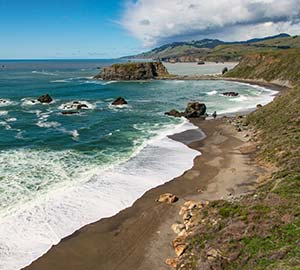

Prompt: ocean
xmin=0 ymin=59 xmax=277 ymax=269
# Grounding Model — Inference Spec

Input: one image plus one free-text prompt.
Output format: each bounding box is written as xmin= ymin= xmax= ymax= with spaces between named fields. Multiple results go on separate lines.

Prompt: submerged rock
xmin=223 ymin=92 xmax=239 ymax=97
xmin=157 ymin=193 xmax=178 ymax=204
xmin=165 ymin=109 xmax=184 ymax=117
xmin=94 ymin=62 xmax=169 ymax=80
xmin=76 ymin=104 xmax=88 ymax=109
xmin=61 ymin=111 xmax=79 ymax=115
xmin=38 ymin=94 xmax=53 ymax=103
xmin=61 ymin=101 xmax=90 ymax=110
xmin=111 ymin=97 xmax=128 ymax=106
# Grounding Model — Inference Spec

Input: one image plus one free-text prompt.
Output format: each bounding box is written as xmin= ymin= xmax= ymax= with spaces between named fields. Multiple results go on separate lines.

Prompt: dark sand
xmin=24 ymin=117 xmax=267 ymax=270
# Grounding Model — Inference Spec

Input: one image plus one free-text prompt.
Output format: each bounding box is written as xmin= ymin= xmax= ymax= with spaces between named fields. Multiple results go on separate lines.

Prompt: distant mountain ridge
xmin=125 ymin=33 xmax=300 ymax=62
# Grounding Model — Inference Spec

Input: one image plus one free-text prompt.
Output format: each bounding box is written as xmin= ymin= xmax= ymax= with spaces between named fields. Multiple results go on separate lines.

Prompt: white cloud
xmin=122 ymin=0 xmax=300 ymax=47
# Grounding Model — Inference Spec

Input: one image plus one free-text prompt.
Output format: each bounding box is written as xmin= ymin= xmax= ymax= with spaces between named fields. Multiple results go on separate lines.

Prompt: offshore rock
xmin=166 ymin=102 xmax=207 ymax=119
xmin=112 ymin=97 xmax=128 ymax=106
xmin=94 ymin=62 xmax=169 ymax=80
xmin=223 ymin=92 xmax=239 ymax=97
xmin=61 ymin=111 xmax=79 ymax=115
xmin=37 ymin=94 xmax=53 ymax=103
xmin=165 ymin=109 xmax=184 ymax=117
xmin=61 ymin=101 xmax=89 ymax=110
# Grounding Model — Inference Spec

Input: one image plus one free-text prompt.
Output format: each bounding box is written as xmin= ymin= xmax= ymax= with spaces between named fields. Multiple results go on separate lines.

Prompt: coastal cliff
xmin=94 ymin=62 xmax=169 ymax=80
xmin=225 ymin=49 xmax=300 ymax=87
xmin=169 ymin=50 xmax=300 ymax=270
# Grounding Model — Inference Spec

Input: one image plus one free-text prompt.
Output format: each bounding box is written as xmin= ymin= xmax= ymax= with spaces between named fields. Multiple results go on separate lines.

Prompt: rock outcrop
xmin=166 ymin=102 xmax=207 ymax=119
xmin=38 ymin=94 xmax=53 ymax=103
xmin=157 ymin=193 xmax=178 ymax=204
xmin=184 ymin=102 xmax=207 ymax=118
xmin=165 ymin=109 xmax=184 ymax=118
xmin=222 ymin=67 xmax=228 ymax=74
xmin=61 ymin=101 xmax=89 ymax=110
xmin=165 ymin=200 xmax=210 ymax=269
xmin=111 ymin=97 xmax=128 ymax=106
xmin=94 ymin=62 xmax=169 ymax=80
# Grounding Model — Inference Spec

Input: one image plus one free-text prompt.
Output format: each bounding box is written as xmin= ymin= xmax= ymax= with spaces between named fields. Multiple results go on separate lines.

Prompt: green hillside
xmin=126 ymin=34 xmax=300 ymax=62
xmin=177 ymin=50 xmax=300 ymax=269
xmin=225 ymin=49 xmax=300 ymax=86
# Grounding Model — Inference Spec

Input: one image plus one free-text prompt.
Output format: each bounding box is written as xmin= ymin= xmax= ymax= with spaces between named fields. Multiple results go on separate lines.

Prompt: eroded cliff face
xmin=94 ymin=62 xmax=169 ymax=80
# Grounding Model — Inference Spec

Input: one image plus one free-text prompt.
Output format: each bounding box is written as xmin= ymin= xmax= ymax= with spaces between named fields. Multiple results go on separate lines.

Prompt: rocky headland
xmin=94 ymin=61 xmax=170 ymax=80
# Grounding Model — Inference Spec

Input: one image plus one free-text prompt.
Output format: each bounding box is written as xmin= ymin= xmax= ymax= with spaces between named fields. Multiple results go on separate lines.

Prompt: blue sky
xmin=1 ymin=0 xmax=299 ymax=59
xmin=0 ymin=0 xmax=141 ymax=59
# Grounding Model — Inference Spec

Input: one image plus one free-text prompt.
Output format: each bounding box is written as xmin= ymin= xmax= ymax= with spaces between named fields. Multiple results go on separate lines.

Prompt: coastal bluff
xmin=94 ymin=62 xmax=169 ymax=80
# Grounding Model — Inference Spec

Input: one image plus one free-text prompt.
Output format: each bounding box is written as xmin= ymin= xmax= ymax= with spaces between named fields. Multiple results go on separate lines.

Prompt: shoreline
xmin=160 ymin=75 xmax=290 ymax=92
xmin=24 ymin=117 xmax=266 ymax=270
xmin=23 ymin=79 xmax=283 ymax=270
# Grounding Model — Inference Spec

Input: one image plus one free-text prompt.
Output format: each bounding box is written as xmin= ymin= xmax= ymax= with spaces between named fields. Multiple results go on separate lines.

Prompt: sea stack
xmin=94 ymin=62 xmax=169 ymax=80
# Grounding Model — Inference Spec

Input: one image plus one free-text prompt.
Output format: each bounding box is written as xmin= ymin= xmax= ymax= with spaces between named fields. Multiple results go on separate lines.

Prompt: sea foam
xmin=0 ymin=120 xmax=199 ymax=270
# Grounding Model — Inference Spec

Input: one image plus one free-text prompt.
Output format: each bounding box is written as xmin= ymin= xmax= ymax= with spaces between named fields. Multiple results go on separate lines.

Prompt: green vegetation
xmin=225 ymin=49 xmax=300 ymax=85
xmin=177 ymin=50 xmax=300 ymax=270
xmin=127 ymin=34 xmax=300 ymax=62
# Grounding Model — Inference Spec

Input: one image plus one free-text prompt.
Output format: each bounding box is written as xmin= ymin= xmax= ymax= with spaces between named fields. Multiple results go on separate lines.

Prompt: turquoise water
xmin=0 ymin=60 xmax=277 ymax=269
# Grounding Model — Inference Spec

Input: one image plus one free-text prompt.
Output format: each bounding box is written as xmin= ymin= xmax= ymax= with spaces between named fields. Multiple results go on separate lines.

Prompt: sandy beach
xmin=23 ymin=77 xmax=289 ymax=270
xmin=24 ymin=113 xmax=269 ymax=270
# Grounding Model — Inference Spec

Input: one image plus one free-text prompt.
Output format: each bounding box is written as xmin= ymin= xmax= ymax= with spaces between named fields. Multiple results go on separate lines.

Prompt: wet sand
xmin=24 ymin=117 xmax=266 ymax=270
